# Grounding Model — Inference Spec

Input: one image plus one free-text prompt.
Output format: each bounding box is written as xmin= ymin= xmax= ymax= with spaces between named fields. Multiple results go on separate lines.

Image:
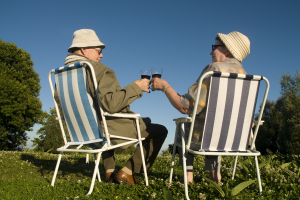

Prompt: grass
xmin=0 ymin=150 xmax=299 ymax=200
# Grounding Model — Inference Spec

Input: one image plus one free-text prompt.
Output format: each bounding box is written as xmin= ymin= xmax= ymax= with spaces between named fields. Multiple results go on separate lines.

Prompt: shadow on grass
xmin=19 ymin=152 xmax=174 ymax=189
xmin=20 ymin=153 xmax=108 ymax=184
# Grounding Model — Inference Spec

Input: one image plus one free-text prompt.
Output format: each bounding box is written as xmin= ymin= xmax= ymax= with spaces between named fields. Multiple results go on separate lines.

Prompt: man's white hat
xmin=68 ymin=29 xmax=105 ymax=53
xmin=217 ymin=31 xmax=250 ymax=62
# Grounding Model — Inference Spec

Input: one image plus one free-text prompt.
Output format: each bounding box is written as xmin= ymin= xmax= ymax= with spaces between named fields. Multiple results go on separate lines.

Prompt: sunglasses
xmin=94 ymin=48 xmax=103 ymax=55
xmin=212 ymin=44 xmax=225 ymax=51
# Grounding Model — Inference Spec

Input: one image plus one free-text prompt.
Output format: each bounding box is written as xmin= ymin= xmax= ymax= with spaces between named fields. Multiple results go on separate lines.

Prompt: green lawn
xmin=0 ymin=150 xmax=299 ymax=199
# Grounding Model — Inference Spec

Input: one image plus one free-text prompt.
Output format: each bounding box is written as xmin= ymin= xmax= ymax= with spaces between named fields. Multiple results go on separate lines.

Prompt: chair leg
xmin=51 ymin=152 xmax=63 ymax=186
xmin=86 ymin=153 xmax=89 ymax=163
xmin=232 ymin=156 xmax=238 ymax=180
xmin=86 ymin=152 xmax=102 ymax=196
xmin=254 ymin=156 xmax=262 ymax=195
xmin=93 ymin=153 xmax=101 ymax=182
xmin=179 ymin=123 xmax=190 ymax=200
xmin=138 ymin=139 xmax=148 ymax=186
xmin=169 ymin=124 xmax=179 ymax=183
xmin=136 ymin=118 xmax=148 ymax=186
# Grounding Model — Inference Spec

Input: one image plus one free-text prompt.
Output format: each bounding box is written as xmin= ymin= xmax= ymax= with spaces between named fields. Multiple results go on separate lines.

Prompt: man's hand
xmin=134 ymin=79 xmax=151 ymax=93
xmin=150 ymin=78 xmax=169 ymax=92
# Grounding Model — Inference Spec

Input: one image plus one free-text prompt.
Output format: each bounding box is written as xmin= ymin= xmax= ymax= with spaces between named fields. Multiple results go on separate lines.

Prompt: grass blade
xmin=278 ymin=162 xmax=293 ymax=177
xmin=279 ymin=162 xmax=291 ymax=169
xmin=282 ymin=168 xmax=294 ymax=177
xmin=163 ymin=188 xmax=173 ymax=200
xmin=259 ymin=160 xmax=270 ymax=169
xmin=231 ymin=179 xmax=256 ymax=196
xmin=239 ymin=160 xmax=249 ymax=173
xmin=203 ymin=177 xmax=225 ymax=197
xmin=46 ymin=148 xmax=53 ymax=153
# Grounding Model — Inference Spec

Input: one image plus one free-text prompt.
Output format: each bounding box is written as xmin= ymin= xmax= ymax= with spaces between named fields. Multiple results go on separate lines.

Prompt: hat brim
xmin=68 ymin=42 xmax=105 ymax=53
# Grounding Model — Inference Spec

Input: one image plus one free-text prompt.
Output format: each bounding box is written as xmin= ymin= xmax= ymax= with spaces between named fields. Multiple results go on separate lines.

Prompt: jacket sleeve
xmin=94 ymin=64 xmax=143 ymax=114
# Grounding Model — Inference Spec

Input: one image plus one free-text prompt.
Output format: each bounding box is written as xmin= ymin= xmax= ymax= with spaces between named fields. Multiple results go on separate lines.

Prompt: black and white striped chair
xmin=48 ymin=61 xmax=148 ymax=196
xmin=169 ymin=71 xmax=269 ymax=200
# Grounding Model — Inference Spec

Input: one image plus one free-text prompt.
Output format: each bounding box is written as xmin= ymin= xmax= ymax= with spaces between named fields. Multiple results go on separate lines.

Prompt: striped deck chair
xmin=169 ymin=71 xmax=269 ymax=200
xmin=48 ymin=61 xmax=148 ymax=196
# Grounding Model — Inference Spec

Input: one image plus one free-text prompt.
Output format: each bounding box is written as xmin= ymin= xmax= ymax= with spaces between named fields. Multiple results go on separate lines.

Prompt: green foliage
xmin=278 ymin=162 xmax=295 ymax=177
xmin=161 ymin=148 xmax=171 ymax=156
xmin=239 ymin=160 xmax=250 ymax=173
xmin=0 ymin=151 xmax=300 ymax=199
xmin=203 ymin=177 xmax=225 ymax=197
xmin=259 ymin=159 xmax=270 ymax=169
xmin=256 ymin=71 xmax=300 ymax=155
xmin=32 ymin=108 xmax=66 ymax=154
xmin=279 ymin=162 xmax=292 ymax=169
xmin=0 ymin=39 xmax=43 ymax=151
xmin=203 ymin=176 xmax=255 ymax=197
xmin=231 ymin=179 xmax=256 ymax=196
xmin=163 ymin=188 xmax=173 ymax=200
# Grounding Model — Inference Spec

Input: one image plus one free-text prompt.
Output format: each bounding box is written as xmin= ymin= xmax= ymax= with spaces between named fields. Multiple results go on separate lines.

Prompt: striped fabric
xmin=55 ymin=64 xmax=104 ymax=143
xmin=201 ymin=72 xmax=260 ymax=151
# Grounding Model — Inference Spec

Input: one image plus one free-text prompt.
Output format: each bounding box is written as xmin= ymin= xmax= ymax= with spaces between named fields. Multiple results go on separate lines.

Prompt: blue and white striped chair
xmin=169 ymin=71 xmax=269 ymax=200
xmin=48 ymin=61 xmax=148 ymax=196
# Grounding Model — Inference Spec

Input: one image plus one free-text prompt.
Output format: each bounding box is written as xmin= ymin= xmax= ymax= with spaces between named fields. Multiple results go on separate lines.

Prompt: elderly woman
xmin=151 ymin=31 xmax=250 ymax=183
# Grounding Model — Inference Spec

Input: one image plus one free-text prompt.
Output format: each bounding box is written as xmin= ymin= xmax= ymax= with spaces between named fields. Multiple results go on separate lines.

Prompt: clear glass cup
xmin=151 ymin=67 xmax=163 ymax=78
xmin=140 ymin=69 xmax=152 ymax=80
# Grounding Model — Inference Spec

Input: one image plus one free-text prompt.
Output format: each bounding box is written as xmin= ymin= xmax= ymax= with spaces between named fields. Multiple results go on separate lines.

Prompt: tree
xmin=255 ymin=99 xmax=285 ymax=154
xmin=278 ymin=72 xmax=300 ymax=154
xmin=32 ymin=108 xmax=66 ymax=153
xmin=0 ymin=39 xmax=43 ymax=151
xmin=256 ymin=72 xmax=300 ymax=155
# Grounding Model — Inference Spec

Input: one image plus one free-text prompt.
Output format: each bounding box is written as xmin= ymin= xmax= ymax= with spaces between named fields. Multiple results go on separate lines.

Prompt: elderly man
xmin=151 ymin=31 xmax=250 ymax=183
xmin=59 ymin=29 xmax=168 ymax=185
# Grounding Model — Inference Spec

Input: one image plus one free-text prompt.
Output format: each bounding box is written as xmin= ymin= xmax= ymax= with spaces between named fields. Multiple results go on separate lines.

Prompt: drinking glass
xmin=151 ymin=67 xmax=163 ymax=78
xmin=140 ymin=69 xmax=151 ymax=80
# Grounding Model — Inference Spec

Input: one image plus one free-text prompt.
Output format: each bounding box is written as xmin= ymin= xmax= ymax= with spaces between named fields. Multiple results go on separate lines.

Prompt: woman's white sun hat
xmin=217 ymin=31 xmax=250 ymax=62
xmin=68 ymin=29 xmax=105 ymax=53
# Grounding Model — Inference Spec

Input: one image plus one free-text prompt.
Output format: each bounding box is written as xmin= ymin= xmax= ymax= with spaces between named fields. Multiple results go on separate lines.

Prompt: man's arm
xmin=96 ymin=68 xmax=149 ymax=114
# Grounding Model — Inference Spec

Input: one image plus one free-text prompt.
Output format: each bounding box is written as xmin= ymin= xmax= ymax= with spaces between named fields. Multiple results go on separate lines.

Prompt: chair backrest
xmin=51 ymin=62 xmax=104 ymax=143
xmin=187 ymin=71 xmax=269 ymax=152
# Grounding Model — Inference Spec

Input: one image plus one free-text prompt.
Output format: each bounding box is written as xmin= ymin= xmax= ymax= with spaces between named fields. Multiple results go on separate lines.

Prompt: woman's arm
xmin=151 ymin=78 xmax=192 ymax=115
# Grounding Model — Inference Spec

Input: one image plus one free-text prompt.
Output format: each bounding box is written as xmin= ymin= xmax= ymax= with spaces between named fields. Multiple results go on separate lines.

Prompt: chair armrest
xmin=103 ymin=112 xmax=140 ymax=118
xmin=252 ymin=120 xmax=265 ymax=128
xmin=249 ymin=120 xmax=265 ymax=146
xmin=173 ymin=117 xmax=192 ymax=123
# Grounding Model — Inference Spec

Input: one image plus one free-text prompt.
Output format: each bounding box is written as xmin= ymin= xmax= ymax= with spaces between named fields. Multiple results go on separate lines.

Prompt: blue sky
xmin=1 ymin=0 xmax=300 ymax=151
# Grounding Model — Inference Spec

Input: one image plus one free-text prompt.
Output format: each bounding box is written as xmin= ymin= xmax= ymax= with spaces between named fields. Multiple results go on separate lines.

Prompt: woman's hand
xmin=150 ymin=78 xmax=169 ymax=92
xmin=134 ymin=79 xmax=150 ymax=93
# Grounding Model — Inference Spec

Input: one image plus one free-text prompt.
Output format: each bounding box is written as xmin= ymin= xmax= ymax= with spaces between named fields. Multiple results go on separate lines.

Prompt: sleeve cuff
xmin=127 ymin=82 xmax=143 ymax=98
xmin=180 ymin=94 xmax=190 ymax=109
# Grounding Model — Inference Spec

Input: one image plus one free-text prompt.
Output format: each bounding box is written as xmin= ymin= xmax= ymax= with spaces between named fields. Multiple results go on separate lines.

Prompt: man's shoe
xmin=114 ymin=169 xmax=140 ymax=185
xmin=106 ymin=171 xmax=117 ymax=182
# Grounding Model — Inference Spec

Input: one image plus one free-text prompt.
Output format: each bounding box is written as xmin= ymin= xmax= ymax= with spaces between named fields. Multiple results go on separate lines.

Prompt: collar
xmin=64 ymin=53 xmax=89 ymax=66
